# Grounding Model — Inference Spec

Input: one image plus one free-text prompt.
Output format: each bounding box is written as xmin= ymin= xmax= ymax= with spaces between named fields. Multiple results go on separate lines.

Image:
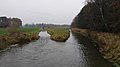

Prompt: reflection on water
xmin=0 ymin=31 xmax=114 ymax=67
xmin=39 ymin=31 xmax=50 ymax=37
xmin=72 ymin=32 xmax=114 ymax=67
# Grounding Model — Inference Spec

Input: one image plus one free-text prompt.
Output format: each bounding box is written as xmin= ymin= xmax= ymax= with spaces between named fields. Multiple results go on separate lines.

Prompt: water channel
xmin=0 ymin=31 xmax=113 ymax=67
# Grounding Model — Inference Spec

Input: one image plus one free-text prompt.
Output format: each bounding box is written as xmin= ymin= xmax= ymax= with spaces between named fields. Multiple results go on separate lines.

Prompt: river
xmin=0 ymin=31 xmax=114 ymax=67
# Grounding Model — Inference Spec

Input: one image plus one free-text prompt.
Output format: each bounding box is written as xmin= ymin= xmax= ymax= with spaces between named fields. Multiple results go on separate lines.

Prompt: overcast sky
xmin=0 ymin=0 xmax=85 ymax=25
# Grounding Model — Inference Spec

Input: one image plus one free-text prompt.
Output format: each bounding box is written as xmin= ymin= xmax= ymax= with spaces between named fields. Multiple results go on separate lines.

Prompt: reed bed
xmin=47 ymin=28 xmax=70 ymax=42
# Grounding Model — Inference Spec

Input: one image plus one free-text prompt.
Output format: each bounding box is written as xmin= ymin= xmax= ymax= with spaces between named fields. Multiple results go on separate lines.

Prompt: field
xmin=0 ymin=28 xmax=8 ymax=35
xmin=0 ymin=28 xmax=41 ymax=50
xmin=0 ymin=28 xmax=40 ymax=35
xmin=19 ymin=28 xmax=40 ymax=34
xmin=47 ymin=28 xmax=70 ymax=42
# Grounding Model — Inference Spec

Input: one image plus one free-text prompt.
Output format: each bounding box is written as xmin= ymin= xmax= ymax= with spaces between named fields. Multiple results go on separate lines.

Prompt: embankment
xmin=71 ymin=28 xmax=120 ymax=65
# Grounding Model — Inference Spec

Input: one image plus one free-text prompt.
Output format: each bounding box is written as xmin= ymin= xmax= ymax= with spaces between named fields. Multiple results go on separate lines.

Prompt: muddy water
xmin=0 ymin=31 xmax=113 ymax=67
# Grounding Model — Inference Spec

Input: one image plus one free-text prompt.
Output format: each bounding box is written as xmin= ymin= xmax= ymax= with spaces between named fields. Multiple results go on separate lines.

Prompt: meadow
xmin=0 ymin=28 xmax=40 ymax=35
xmin=47 ymin=28 xmax=70 ymax=42
xmin=0 ymin=28 xmax=8 ymax=35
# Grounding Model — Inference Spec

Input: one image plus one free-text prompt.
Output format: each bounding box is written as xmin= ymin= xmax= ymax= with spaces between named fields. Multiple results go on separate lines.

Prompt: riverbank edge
xmin=71 ymin=28 xmax=120 ymax=66
xmin=0 ymin=31 xmax=40 ymax=52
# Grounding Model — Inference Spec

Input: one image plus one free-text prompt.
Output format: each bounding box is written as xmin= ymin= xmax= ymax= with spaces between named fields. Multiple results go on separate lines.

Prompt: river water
xmin=0 ymin=31 xmax=113 ymax=67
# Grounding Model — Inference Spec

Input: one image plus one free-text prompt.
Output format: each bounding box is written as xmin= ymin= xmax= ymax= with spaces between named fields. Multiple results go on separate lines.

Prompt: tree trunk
xmin=98 ymin=0 xmax=110 ymax=31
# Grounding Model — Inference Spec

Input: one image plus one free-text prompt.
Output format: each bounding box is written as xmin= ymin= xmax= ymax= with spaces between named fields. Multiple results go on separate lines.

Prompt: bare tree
xmin=95 ymin=0 xmax=110 ymax=31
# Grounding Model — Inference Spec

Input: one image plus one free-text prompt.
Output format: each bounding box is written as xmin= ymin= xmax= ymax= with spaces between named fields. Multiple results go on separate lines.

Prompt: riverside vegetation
xmin=0 ymin=28 xmax=41 ymax=50
xmin=71 ymin=28 xmax=120 ymax=66
xmin=71 ymin=0 xmax=120 ymax=66
xmin=47 ymin=28 xmax=70 ymax=42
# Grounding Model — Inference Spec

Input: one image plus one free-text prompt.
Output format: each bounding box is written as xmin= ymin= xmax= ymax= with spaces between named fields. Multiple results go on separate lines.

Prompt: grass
xmin=0 ymin=28 xmax=41 ymax=50
xmin=0 ymin=28 xmax=40 ymax=35
xmin=71 ymin=28 xmax=120 ymax=65
xmin=47 ymin=28 xmax=70 ymax=42
xmin=0 ymin=28 xmax=8 ymax=35
xmin=19 ymin=28 xmax=40 ymax=34
xmin=0 ymin=28 xmax=41 ymax=35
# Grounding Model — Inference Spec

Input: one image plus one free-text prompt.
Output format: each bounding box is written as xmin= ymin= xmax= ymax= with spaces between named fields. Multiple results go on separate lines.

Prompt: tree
xmin=71 ymin=0 xmax=120 ymax=32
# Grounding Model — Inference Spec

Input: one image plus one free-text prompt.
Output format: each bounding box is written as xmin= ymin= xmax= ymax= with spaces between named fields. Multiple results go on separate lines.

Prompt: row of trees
xmin=23 ymin=23 xmax=70 ymax=28
xmin=71 ymin=0 xmax=120 ymax=32
xmin=0 ymin=17 xmax=22 ymax=28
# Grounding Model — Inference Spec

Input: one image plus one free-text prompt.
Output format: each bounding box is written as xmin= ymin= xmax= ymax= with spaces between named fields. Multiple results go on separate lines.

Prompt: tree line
xmin=71 ymin=0 xmax=120 ymax=33
xmin=0 ymin=17 xmax=22 ymax=28
xmin=23 ymin=23 xmax=70 ymax=28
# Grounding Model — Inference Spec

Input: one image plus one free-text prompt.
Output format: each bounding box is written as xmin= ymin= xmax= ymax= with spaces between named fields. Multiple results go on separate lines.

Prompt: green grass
xmin=19 ymin=28 xmax=41 ymax=34
xmin=47 ymin=28 xmax=70 ymax=42
xmin=0 ymin=28 xmax=8 ymax=35
xmin=0 ymin=28 xmax=41 ymax=35
xmin=47 ymin=28 xmax=69 ymax=35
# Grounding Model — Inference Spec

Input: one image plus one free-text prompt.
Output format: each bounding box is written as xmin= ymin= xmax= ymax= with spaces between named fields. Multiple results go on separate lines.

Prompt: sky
xmin=0 ymin=0 xmax=85 ymax=25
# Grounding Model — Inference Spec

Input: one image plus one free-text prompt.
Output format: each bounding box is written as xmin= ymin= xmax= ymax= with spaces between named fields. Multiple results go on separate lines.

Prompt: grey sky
xmin=0 ymin=0 xmax=85 ymax=25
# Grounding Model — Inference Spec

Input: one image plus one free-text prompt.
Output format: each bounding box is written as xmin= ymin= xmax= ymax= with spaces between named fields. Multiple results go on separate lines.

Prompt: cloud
xmin=0 ymin=0 xmax=85 ymax=24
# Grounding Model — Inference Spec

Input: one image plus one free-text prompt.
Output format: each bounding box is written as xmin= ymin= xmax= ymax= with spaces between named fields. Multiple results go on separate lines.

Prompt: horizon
xmin=0 ymin=0 xmax=85 ymax=25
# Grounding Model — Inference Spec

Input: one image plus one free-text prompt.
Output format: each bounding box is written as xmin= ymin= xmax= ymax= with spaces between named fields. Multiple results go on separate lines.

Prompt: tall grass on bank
xmin=0 ymin=28 xmax=41 ymax=50
xmin=47 ymin=28 xmax=70 ymax=42
xmin=71 ymin=28 xmax=120 ymax=65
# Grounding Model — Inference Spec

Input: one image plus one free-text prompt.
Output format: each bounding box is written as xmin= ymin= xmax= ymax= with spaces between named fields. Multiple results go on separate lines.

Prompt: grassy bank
xmin=71 ymin=28 xmax=120 ymax=66
xmin=0 ymin=28 xmax=41 ymax=50
xmin=47 ymin=28 xmax=70 ymax=42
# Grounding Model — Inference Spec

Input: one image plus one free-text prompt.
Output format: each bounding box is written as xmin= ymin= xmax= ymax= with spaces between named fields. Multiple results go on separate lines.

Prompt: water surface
xmin=0 ymin=31 xmax=113 ymax=67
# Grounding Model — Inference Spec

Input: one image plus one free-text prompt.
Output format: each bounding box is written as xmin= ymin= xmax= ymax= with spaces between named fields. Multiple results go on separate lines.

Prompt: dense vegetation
xmin=47 ymin=28 xmax=70 ymax=42
xmin=71 ymin=0 xmax=120 ymax=66
xmin=71 ymin=0 xmax=120 ymax=33
xmin=0 ymin=17 xmax=22 ymax=28
xmin=0 ymin=28 xmax=41 ymax=50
